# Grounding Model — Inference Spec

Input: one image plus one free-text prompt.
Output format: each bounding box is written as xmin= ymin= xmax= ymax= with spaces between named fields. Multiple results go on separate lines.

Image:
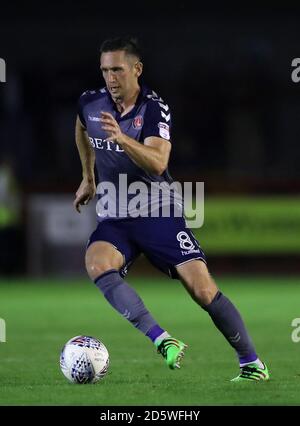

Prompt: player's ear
xmin=135 ymin=61 xmax=143 ymax=78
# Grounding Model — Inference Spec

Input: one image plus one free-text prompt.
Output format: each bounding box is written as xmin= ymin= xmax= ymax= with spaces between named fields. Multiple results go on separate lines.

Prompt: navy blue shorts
xmin=86 ymin=216 xmax=206 ymax=279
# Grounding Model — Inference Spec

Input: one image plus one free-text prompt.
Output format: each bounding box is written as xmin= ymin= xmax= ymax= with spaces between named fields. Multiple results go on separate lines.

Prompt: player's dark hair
xmin=100 ymin=37 xmax=142 ymax=61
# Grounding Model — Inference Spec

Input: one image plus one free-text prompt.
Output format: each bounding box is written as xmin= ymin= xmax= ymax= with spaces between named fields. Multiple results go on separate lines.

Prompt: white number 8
xmin=176 ymin=231 xmax=195 ymax=250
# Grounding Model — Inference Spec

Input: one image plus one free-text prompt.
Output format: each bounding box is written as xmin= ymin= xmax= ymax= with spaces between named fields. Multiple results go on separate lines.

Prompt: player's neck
xmin=115 ymin=85 xmax=140 ymax=116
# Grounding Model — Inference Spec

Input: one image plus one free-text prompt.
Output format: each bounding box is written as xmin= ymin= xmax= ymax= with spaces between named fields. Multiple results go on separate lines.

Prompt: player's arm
xmin=115 ymin=132 xmax=171 ymax=176
xmin=74 ymin=115 xmax=96 ymax=213
xmin=100 ymin=112 xmax=171 ymax=175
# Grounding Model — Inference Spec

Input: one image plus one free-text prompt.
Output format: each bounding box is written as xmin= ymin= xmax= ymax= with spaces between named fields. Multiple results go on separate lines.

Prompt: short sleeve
xmin=142 ymin=98 xmax=172 ymax=142
xmin=77 ymin=92 xmax=87 ymax=128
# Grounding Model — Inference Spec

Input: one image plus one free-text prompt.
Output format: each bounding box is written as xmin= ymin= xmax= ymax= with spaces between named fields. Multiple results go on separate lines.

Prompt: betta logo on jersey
xmin=132 ymin=115 xmax=143 ymax=129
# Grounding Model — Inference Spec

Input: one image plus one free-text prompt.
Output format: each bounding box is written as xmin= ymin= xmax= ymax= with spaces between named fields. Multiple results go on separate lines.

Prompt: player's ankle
xmin=154 ymin=331 xmax=170 ymax=347
xmin=240 ymin=358 xmax=265 ymax=369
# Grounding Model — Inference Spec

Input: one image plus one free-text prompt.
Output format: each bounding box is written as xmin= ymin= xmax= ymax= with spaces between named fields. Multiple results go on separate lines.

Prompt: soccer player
xmin=74 ymin=36 xmax=269 ymax=382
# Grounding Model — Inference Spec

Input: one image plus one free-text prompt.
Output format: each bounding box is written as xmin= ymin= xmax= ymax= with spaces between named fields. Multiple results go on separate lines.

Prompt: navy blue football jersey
xmin=78 ymin=84 xmax=182 ymax=220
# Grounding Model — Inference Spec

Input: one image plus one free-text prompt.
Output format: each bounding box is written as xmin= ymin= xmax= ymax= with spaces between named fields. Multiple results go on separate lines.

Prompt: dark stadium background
xmin=1 ymin=2 xmax=300 ymax=407
xmin=1 ymin=2 xmax=300 ymax=277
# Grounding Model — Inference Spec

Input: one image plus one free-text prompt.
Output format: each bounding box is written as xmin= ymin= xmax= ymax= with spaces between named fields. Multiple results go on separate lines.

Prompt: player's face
xmin=100 ymin=50 xmax=142 ymax=101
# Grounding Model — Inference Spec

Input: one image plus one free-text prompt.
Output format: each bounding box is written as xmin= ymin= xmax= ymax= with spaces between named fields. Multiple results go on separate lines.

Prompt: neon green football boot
xmin=156 ymin=337 xmax=188 ymax=370
xmin=231 ymin=362 xmax=270 ymax=382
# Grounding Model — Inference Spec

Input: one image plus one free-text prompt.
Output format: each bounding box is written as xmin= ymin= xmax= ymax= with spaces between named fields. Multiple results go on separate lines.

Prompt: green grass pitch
xmin=0 ymin=275 xmax=300 ymax=406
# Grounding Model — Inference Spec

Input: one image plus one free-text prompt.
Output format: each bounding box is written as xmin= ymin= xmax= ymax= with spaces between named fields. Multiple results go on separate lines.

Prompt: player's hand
xmin=73 ymin=178 xmax=96 ymax=213
xmin=100 ymin=111 xmax=124 ymax=144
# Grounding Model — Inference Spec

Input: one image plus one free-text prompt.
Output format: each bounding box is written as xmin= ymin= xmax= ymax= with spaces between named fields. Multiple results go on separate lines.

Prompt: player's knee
xmin=86 ymin=260 xmax=115 ymax=281
xmin=85 ymin=244 xmax=123 ymax=281
xmin=193 ymin=285 xmax=217 ymax=307
xmin=181 ymin=263 xmax=218 ymax=306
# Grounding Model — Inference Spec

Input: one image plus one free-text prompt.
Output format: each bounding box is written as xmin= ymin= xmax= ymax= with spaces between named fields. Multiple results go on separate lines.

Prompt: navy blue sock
xmin=203 ymin=291 xmax=257 ymax=364
xmin=94 ymin=270 xmax=165 ymax=342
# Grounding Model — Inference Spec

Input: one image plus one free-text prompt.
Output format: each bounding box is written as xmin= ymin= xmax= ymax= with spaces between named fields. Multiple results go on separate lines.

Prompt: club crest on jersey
xmin=132 ymin=115 xmax=143 ymax=129
xmin=158 ymin=122 xmax=170 ymax=140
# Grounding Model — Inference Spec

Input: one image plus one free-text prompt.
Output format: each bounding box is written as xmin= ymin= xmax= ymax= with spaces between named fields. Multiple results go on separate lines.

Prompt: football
xmin=60 ymin=335 xmax=109 ymax=384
